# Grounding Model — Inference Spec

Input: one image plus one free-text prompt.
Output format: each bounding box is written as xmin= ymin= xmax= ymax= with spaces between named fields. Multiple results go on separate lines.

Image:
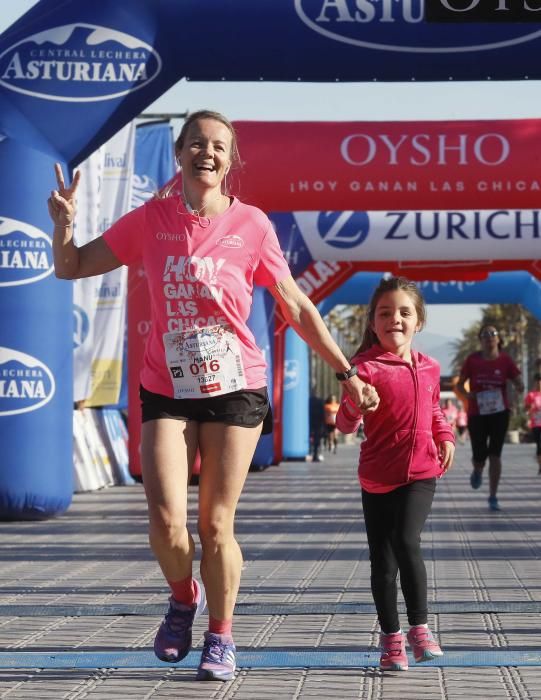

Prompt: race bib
xmin=477 ymin=389 xmax=505 ymax=415
xmin=163 ymin=324 xmax=247 ymax=398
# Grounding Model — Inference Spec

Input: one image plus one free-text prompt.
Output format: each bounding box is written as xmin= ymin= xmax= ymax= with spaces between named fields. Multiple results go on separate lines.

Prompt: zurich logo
xmin=294 ymin=0 xmax=541 ymax=53
xmin=0 ymin=346 xmax=56 ymax=417
xmin=0 ymin=24 xmax=162 ymax=102
xmin=0 ymin=217 xmax=54 ymax=287
xmin=317 ymin=211 xmax=369 ymax=249
xmin=73 ymin=304 xmax=90 ymax=349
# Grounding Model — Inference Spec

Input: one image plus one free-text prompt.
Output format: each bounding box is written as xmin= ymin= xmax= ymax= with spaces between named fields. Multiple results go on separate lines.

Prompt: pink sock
xmin=167 ymin=576 xmax=196 ymax=606
xmin=208 ymin=616 xmax=233 ymax=635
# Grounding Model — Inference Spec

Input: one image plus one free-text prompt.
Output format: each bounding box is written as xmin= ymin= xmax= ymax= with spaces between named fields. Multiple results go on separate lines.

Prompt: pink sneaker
xmin=406 ymin=625 xmax=444 ymax=663
xmin=196 ymin=631 xmax=236 ymax=681
xmin=153 ymin=580 xmax=206 ymax=663
xmin=379 ymin=631 xmax=408 ymax=671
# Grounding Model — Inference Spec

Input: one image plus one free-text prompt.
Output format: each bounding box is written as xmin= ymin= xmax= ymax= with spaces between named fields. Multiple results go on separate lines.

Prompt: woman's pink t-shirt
xmin=103 ymin=196 xmax=290 ymax=398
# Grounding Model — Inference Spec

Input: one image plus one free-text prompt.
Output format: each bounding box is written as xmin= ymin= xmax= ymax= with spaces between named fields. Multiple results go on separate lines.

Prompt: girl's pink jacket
xmin=336 ymin=345 xmax=455 ymax=494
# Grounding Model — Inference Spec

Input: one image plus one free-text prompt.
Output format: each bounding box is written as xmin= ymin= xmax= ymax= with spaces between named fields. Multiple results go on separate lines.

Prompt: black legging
xmin=533 ymin=427 xmax=541 ymax=456
xmin=362 ymin=478 xmax=436 ymax=634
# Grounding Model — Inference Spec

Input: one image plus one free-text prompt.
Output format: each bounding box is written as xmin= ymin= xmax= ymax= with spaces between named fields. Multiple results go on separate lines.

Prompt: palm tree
xmin=310 ymin=304 xmax=366 ymax=398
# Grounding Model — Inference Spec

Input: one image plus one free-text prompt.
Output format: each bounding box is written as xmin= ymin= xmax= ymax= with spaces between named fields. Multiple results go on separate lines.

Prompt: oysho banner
xmin=235 ymin=120 xmax=541 ymax=212
xmin=73 ymin=122 xmax=135 ymax=405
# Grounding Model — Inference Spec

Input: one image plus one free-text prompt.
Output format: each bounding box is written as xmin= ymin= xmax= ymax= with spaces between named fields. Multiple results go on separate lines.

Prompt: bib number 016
xmin=190 ymin=359 xmax=220 ymax=375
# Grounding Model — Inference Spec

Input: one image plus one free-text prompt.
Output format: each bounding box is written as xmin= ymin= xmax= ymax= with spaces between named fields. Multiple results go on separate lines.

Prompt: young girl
xmin=524 ymin=373 xmax=541 ymax=474
xmin=336 ymin=277 xmax=455 ymax=671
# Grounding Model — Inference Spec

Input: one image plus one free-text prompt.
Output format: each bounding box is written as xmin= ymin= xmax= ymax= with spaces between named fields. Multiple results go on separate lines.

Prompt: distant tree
xmin=311 ymin=304 xmax=366 ymax=398
xmin=450 ymin=318 xmax=483 ymax=375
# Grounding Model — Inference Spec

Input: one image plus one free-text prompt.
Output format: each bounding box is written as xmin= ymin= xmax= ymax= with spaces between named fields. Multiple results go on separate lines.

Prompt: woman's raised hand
xmin=47 ymin=163 xmax=81 ymax=227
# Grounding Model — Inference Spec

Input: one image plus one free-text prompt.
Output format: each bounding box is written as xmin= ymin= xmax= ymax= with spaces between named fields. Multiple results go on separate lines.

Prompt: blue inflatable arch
xmin=1 ymin=1 xmax=541 ymax=517
xmin=318 ymin=271 xmax=541 ymax=320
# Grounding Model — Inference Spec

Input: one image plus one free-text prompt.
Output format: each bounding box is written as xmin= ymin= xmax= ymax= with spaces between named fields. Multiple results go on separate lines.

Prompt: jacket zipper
xmin=406 ymin=361 xmax=419 ymax=481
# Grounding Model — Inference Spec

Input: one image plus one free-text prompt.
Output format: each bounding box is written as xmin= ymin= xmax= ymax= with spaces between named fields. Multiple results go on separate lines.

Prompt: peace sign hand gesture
xmin=47 ymin=163 xmax=81 ymax=227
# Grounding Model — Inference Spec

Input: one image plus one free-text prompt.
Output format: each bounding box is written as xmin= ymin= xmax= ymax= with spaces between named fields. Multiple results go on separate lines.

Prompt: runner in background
xmin=323 ymin=394 xmax=340 ymax=454
xmin=524 ymin=373 xmax=541 ymax=474
xmin=457 ymin=324 xmax=524 ymax=512
xmin=455 ymin=402 xmax=468 ymax=445
xmin=441 ymin=398 xmax=458 ymax=438
xmin=309 ymin=392 xmax=326 ymax=462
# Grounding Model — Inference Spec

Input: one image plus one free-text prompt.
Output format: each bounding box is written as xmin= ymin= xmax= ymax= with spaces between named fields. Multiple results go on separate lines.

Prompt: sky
xmin=4 ymin=2 xmax=540 ymax=342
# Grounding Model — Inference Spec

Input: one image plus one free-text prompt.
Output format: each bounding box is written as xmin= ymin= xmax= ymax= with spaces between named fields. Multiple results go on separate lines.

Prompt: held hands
xmin=47 ymin=163 xmax=81 ymax=227
xmin=342 ymin=374 xmax=380 ymax=414
xmin=439 ymin=440 xmax=455 ymax=474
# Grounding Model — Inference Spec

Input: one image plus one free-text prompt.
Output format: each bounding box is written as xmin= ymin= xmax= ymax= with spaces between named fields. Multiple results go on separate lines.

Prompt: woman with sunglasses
xmin=457 ymin=325 xmax=523 ymax=511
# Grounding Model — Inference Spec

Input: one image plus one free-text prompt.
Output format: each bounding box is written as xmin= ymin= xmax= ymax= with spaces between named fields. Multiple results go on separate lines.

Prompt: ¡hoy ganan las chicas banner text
xmin=234 ymin=119 xmax=541 ymax=213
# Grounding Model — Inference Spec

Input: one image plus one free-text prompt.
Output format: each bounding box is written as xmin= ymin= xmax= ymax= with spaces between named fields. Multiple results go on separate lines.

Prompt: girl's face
xmin=371 ymin=289 xmax=421 ymax=358
xmin=178 ymin=118 xmax=232 ymax=190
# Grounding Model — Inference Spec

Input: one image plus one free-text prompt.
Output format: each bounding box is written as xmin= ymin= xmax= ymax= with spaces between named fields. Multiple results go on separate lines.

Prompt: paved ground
xmin=0 ymin=439 xmax=540 ymax=699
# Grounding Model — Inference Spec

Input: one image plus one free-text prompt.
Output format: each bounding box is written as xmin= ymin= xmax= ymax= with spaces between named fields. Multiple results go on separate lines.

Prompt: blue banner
xmin=0 ymin=140 xmax=73 ymax=519
xmin=1 ymin=1 xmax=541 ymax=172
xmin=247 ymin=286 xmax=275 ymax=468
xmin=282 ymin=328 xmax=310 ymax=459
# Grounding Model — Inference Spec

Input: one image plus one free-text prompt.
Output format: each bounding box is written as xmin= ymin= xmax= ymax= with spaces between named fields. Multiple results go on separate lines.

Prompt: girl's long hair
xmin=354 ymin=276 xmax=427 ymax=355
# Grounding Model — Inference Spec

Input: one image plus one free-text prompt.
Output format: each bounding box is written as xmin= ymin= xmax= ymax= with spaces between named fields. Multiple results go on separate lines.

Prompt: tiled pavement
xmin=0 ymin=440 xmax=540 ymax=699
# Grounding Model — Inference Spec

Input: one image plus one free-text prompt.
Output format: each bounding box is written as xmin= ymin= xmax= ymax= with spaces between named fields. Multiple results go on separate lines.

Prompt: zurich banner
xmin=270 ymin=208 xmax=539 ymax=267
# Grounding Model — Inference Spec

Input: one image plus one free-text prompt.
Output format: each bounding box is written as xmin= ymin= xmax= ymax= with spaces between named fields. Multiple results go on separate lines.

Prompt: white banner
xmin=293 ymin=209 xmax=541 ymax=262
xmin=73 ymin=123 xmax=135 ymax=405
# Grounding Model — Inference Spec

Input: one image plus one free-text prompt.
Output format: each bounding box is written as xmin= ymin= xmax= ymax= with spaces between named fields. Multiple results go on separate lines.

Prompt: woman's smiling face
xmin=178 ymin=118 xmax=232 ymax=190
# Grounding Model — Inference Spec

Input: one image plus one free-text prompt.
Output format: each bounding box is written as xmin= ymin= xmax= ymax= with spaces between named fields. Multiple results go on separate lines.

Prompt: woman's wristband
xmin=335 ymin=365 xmax=358 ymax=381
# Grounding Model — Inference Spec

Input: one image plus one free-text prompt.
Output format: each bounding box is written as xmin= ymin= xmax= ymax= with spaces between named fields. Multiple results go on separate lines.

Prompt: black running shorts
xmin=139 ymin=385 xmax=273 ymax=434
xmin=468 ymin=409 xmax=510 ymax=462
